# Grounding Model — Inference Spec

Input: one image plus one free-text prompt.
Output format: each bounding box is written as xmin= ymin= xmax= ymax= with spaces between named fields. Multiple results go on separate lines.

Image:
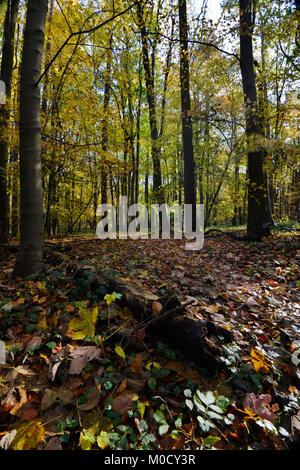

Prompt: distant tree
xmin=136 ymin=0 xmax=163 ymax=204
xmin=0 ymin=0 xmax=20 ymax=245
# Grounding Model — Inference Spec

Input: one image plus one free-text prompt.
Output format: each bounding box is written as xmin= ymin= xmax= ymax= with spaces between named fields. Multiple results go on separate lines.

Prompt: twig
xmin=133 ymin=299 xmax=194 ymax=332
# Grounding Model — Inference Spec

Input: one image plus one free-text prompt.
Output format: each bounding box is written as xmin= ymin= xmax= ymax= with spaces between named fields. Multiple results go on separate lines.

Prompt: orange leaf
xmin=152 ymin=301 xmax=163 ymax=314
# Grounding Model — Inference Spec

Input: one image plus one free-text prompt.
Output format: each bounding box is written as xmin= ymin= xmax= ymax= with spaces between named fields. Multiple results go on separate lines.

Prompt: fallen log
xmin=45 ymin=247 xmax=232 ymax=372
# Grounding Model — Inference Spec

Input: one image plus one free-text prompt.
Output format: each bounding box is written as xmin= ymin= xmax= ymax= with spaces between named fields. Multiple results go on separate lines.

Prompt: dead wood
xmin=45 ymin=247 xmax=232 ymax=372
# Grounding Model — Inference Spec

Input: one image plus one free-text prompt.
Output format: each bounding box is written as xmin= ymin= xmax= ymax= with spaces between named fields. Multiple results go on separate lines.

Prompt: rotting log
xmin=45 ymin=248 xmax=232 ymax=372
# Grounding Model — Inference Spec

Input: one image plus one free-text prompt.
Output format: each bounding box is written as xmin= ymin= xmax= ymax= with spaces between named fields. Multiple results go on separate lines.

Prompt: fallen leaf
xmin=250 ymin=348 xmax=271 ymax=374
xmin=10 ymin=420 xmax=45 ymax=450
xmin=152 ymin=301 xmax=163 ymax=314
xmin=10 ymin=388 xmax=27 ymax=416
xmin=78 ymin=387 xmax=100 ymax=411
xmin=69 ymin=346 xmax=101 ymax=375
xmin=15 ymin=365 xmax=36 ymax=376
xmin=112 ymin=395 xmax=133 ymax=413
xmin=68 ymin=306 xmax=98 ymax=340
xmin=43 ymin=436 xmax=63 ymax=450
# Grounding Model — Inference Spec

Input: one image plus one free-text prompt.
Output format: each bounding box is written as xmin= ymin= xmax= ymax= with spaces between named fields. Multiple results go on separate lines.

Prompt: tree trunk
xmin=178 ymin=0 xmax=196 ymax=226
xmin=135 ymin=57 xmax=142 ymax=204
xmin=101 ymin=34 xmax=113 ymax=205
xmin=41 ymin=0 xmax=54 ymax=116
xmin=136 ymin=1 xmax=163 ymax=204
xmin=14 ymin=0 xmax=48 ymax=277
xmin=0 ymin=0 xmax=20 ymax=245
xmin=239 ymin=0 xmax=269 ymax=240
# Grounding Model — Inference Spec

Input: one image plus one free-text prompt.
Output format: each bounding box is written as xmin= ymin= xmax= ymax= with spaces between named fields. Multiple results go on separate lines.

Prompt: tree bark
xmin=0 ymin=0 xmax=20 ymax=245
xmin=239 ymin=0 xmax=269 ymax=239
xmin=178 ymin=0 xmax=196 ymax=226
xmin=136 ymin=1 xmax=163 ymax=204
xmin=14 ymin=0 xmax=48 ymax=276
xmin=101 ymin=34 xmax=113 ymax=205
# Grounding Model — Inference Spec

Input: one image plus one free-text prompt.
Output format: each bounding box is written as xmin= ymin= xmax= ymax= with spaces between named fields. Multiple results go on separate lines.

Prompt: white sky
xmin=193 ymin=0 xmax=222 ymax=21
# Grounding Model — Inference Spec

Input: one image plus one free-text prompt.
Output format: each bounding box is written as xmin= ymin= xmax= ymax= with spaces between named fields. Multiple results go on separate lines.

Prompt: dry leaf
xmin=152 ymin=301 xmax=163 ymax=314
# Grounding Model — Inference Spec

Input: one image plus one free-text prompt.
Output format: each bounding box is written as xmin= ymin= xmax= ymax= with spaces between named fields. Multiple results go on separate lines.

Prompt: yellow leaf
xmin=10 ymin=420 xmax=45 ymax=450
xmin=37 ymin=316 xmax=48 ymax=331
xmin=79 ymin=431 xmax=95 ymax=450
xmin=250 ymin=348 xmax=271 ymax=373
xmin=146 ymin=362 xmax=161 ymax=370
xmin=97 ymin=431 xmax=109 ymax=450
xmin=138 ymin=401 xmax=146 ymax=419
xmin=115 ymin=345 xmax=125 ymax=360
xmin=68 ymin=307 xmax=98 ymax=340
xmin=36 ymin=281 xmax=47 ymax=294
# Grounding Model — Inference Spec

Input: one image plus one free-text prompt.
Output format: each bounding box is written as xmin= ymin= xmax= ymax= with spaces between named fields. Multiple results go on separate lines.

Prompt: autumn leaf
xmin=69 ymin=345 xmax=102 ymax=375
xmin=152 ymin=301 xmax=163 ymax=314
xmin=250 ymin=348 xmax=271 ymax=373
xmin=10 ymin=388 xmax=27 ymax=416
xmin=243 ymin=394 xmax=277 ymax=423
xmin=68 ymin=306 xmax=98 ymax=340
xmin=14 ymin=365 xmax=36 ymax=377
xmin=146 ymin=361 xmax=161 ymax=370
xmin=79 ymin=431 xmax=95 ymax=450
xmin=78 ymin=388 xmax=100 ymax=411
xmin=112 ymin=395 xmax=133 ymax=413
xmin=10 ymin=420 xmax=45 ymax=450
xmin=129 ymin=352 xmax=148 ymax=373
xmin=115 ymin=378 xmax=127 ymax=394
xmin=97 ymin=431 xmax=109 ymax=450
xmin=115 ymin=345 xmax=126 ymax=360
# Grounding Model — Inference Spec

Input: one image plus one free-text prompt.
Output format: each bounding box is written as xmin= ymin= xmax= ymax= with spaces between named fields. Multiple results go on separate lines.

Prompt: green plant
xmin=184 ymin=389 xmax=234 ymax=433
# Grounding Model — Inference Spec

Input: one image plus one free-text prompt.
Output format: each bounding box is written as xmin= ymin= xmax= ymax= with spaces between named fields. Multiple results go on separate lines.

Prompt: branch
xmin=146 ymin=30 xmax=240 ymax=62
xmin=279 ymin=41 xmax=300 ymax=73
xmin=35 ymin=0 xmax=141 ymax=86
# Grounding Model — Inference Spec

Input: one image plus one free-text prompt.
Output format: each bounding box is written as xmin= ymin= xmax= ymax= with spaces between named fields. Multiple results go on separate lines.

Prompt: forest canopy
xmin=0 ymin=0 xmax=299 ymax=261
xmin=0 ymin=0 xmax=299 ymax=454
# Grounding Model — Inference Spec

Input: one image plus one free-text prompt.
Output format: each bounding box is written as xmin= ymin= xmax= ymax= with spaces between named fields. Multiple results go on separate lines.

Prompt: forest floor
xmin=0 ymin=230 xmax=299 ymax=450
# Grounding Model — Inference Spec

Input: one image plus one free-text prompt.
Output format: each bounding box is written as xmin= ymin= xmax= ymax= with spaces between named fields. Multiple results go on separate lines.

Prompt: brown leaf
xmin=25 ymin=336 xmax=42 ymax=352
xmin=10 ymin=388 xmax=27 ymax=416
xmin=21 ymin=406 xmax=40 ymax=421
xmin=115 ymin=378 xmax=127 ymax=394
xmin=112 ymin=395 xmax=133 ymax=413
xmin=69 ymin=346 xmax=101 ymax=375
xmin=43 ymin=436 xmax=63 ymax=450
xmin=152 ymin=301 xmax=163 ymax=314
xmin=15 ymin=365 xmax=37 ymax=376
xmin=78 ymin=387 xmax=100 ymax=411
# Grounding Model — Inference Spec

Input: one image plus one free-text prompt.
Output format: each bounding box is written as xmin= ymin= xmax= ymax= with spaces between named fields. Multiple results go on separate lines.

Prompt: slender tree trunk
xmin=136 ymin=1 xmax=163 ymax=203
xmin=178 ymin=0 xmax=196 ymax=226
xmin=145 ymin=169 xmax=149 ymax=206
xmin=10 ymin=29 xmax=21 ymax=238
xmin=159 ymin=17 xmax=174 ymax=139
xmin=0 ymin=0 xmax=19 ymax=244
xmin=257 ymin=28 xmax=274 ymax=227
xmin=135 ymin=57 xmax=142 ymax=204
xmin=14 ymin=0 xmax=48 ymax=277
xmin=41 ymin=0 xmax=54 ymax=116
xmin=101 ymin=34 xmax=112 ymax=204
xmin=239 ymin=0 xmax=269 ymax=239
